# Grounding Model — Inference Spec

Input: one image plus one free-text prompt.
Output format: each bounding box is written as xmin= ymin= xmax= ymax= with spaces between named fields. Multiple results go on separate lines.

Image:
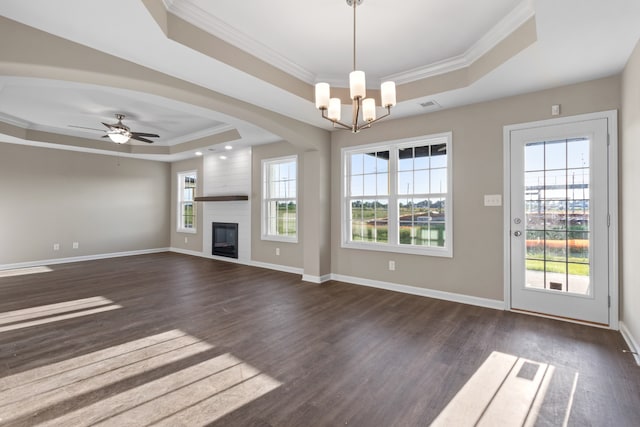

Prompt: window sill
xmin=342 ymin=241 xmax=452 ymax=258
xmin=177 ymin=229 xmax=197 ymax=234
xmin=261 ymin=235 xmax=298 ymax=243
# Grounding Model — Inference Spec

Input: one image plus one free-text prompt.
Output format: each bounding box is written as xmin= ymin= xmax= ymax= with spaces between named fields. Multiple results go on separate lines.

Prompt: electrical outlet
xmin=53 ymin=243 xmax=60 ymax=251
xmin=184 ymin=236 xmax=188 ymax=244
xmin=72 ymin=242 xmax=79 ymax=249
xmin=551 ymin=104 xmax=561 ymax=116
xmin=484 ymin=194 xmax=502 ymax=207
xmin=276 ymin=248 xmax=280 ymax=256
xmin=389 ymin=260 xmax=396 ymax=271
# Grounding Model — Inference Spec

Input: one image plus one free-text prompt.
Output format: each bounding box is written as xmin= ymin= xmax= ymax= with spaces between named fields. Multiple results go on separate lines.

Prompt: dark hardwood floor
xmin=0 ymin=252 xmax=638 ymax=426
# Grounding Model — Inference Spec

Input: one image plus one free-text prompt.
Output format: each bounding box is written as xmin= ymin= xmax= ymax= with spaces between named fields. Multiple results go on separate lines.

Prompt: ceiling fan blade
xmin=68 ymin=125 xmax=105 ymax=132
xmin=130 ymin=135 xmax=155 ymax=143
xmin=101 ymin=122 xmax=117 ymax=130
xmin=131 ymin=132 xmax=159 ymax=138
xmin=101 ymin=135 xmax=109 ymax=138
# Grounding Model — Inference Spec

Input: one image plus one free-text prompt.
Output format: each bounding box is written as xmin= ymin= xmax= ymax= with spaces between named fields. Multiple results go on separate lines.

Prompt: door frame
xmin=502 ymin=110 xmax=619 ymax=329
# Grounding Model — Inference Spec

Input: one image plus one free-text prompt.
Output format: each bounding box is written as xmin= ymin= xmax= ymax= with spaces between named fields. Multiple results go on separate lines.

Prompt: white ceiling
xmin=0 ymin=0 xmax=639 ymax=161
xmin=169 ymin=0 xmax=524 ymax=82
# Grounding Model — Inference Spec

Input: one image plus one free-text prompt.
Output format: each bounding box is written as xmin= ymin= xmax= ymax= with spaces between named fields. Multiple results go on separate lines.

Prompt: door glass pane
xmin=525 ymin=171 xmax=545 ymax=230
xmin=525 ymin=142 xmax=544 ymax=171
xmin=545 ymin=140 xmax=566 ymax=170
xmin=567 ymin=138 xmax=589 ymax=169
xmin=523 ymin=138 xmax=591 ymax=295
xmin=526 ymin=231 xmax=545 ymax=260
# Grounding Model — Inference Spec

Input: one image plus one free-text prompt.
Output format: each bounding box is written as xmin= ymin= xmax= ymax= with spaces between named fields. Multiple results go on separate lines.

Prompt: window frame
xmin=177 ymin=170 xmax=197 ymax=234
xmin=341 ymin=132 xmax=453 ymax=257
xmin=261 ymin=155 xmax=298 ymax=243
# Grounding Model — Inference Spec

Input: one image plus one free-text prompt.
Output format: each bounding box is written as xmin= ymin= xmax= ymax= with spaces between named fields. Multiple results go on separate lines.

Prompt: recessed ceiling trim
xmin=465 ymin=0 xmax=535 ymax=68
xmin=164 ymin=0 xmax=317 ymax=84
xmin=168 ymin=123 xmax=235 ymax=145
xmin=0 ymin=112 xmax=30 ymax=129
xmin=383 ymin=0 xmax=535 ymax=84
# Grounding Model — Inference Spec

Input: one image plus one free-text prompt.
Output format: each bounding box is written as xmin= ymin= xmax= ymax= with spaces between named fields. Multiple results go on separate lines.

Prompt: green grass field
xmin=526 ymin=258 xmax=589 ymax=276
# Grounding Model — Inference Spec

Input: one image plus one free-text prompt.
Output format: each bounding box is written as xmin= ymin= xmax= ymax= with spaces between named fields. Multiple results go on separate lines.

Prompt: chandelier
xmin=314 ymin=0 xmax=396 ymax=133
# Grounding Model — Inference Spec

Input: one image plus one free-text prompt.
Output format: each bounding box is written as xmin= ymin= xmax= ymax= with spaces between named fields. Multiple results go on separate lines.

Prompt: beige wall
xmin=0 ymin=143 xmax=170 ymax=265
xmin=621 ymin=39 xmax=640 ymax=344
xmin=302 ymin=145 xmax=332 ymax=278
xmin=170 ymin=157 xmax=204 ymax=252
xmin=331 ymin=75 xmax=621 ymax=301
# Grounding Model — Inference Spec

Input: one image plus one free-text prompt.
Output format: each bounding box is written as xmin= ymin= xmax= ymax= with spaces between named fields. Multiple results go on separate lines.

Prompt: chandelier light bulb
xmin=362 ymin=98 xmax=376 ymax=122
xmin=315 ymin=82 xmax=330 ymax=109
xmin=349 ymin=70 xmax=366 ymax=100
xmin=328 ymin=98 xmax=342 ymax=121
xmin=381 ymin=81 xmax=397 ymax=107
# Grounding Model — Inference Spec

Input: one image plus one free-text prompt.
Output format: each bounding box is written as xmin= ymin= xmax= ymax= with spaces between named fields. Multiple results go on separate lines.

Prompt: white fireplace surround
xmin=202 ymin=148 xmax=252 ymax=263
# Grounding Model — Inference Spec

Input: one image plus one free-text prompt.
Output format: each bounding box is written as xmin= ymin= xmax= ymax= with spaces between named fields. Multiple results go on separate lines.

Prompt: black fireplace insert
xmin=212 ymin=222 xmax=238 ymax=258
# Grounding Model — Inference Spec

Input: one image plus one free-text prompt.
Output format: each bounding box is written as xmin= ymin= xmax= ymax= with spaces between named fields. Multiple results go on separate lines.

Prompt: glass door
xmin=509 ymin=118 xmax=610 ymax=325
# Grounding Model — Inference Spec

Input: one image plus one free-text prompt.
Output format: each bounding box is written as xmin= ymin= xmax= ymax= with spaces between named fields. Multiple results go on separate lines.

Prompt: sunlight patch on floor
xmin=0 ymin=296 xmax=121 ymax=333
xmin=0 ymin=265 xmax=53 ymax=278
xmin=0 ymin=329 xmax=281 ymax=426
xmin=430 ymin=351 xmax=573 ymax=427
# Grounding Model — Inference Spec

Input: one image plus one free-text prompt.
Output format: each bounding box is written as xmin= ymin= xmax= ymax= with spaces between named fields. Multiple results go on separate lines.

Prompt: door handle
xmin=513 ymin=231 xmax=522 ymax=237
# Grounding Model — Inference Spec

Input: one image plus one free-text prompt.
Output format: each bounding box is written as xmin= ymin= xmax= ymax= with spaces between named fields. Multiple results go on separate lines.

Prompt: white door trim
xmin=502 ymin=110 xmax=618 ymax=329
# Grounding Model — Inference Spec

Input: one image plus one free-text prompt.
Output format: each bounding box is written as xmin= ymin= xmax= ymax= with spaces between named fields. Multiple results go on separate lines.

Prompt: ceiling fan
xmin=70 ymin=113 xmax=160 ymax=144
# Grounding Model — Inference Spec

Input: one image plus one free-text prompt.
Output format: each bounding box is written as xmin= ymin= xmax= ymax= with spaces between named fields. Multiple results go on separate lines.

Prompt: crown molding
xmin=164 ymin=0 xmax=317 ymax=84
xmin=383 ymin=0 xmax=535 ymax=84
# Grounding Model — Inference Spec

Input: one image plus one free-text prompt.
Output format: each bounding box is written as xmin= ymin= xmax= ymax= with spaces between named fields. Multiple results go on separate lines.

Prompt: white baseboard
xmin=0 ymin=248 xmax=170 ymax=271
xmin=302 ymin=273 xmax=332 ymax=284
xmin=330 ymin=273 xmax=504 ymax=311
xmin=620 ymin=321 xmax=640 ymax=366
xmin=169 ymin=247 xmax=205 ymax=258
xmin=249 ymin=260 xmax=304 ymax=275
xmin=168 ymin=247 xmax=304 ymax=276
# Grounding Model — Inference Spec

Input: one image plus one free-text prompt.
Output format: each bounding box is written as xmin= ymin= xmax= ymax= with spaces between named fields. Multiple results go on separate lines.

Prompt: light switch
xmin=484 ymin=194 xmax=502 ymax=206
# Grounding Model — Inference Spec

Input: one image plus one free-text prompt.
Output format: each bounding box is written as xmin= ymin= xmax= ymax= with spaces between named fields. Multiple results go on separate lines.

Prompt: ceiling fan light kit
xmin=108 ymin=134 xmax=130 ymax=144
xmin=101 ymin=113 xmax=159 ymax=144
xmin=314 ymin=0 xmax=396 ymax=133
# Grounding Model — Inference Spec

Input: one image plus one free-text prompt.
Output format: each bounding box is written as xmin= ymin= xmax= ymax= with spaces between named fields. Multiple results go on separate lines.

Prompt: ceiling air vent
xmin=419 ymin=100 xmax=441 ymax=110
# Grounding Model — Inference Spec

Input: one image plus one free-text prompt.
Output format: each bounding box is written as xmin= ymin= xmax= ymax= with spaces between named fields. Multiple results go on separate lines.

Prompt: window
xmin=177 ymin=171 xmax=197 ymax=233
xmin=262 ymin=156 xmax=297 ymax=241
xmin=343 ymin=133 xmax=452 ymax=257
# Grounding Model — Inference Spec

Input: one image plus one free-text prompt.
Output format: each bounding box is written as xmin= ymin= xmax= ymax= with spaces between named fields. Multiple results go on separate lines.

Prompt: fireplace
xmin=212 ymin=222 xmax=238 ymax=259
